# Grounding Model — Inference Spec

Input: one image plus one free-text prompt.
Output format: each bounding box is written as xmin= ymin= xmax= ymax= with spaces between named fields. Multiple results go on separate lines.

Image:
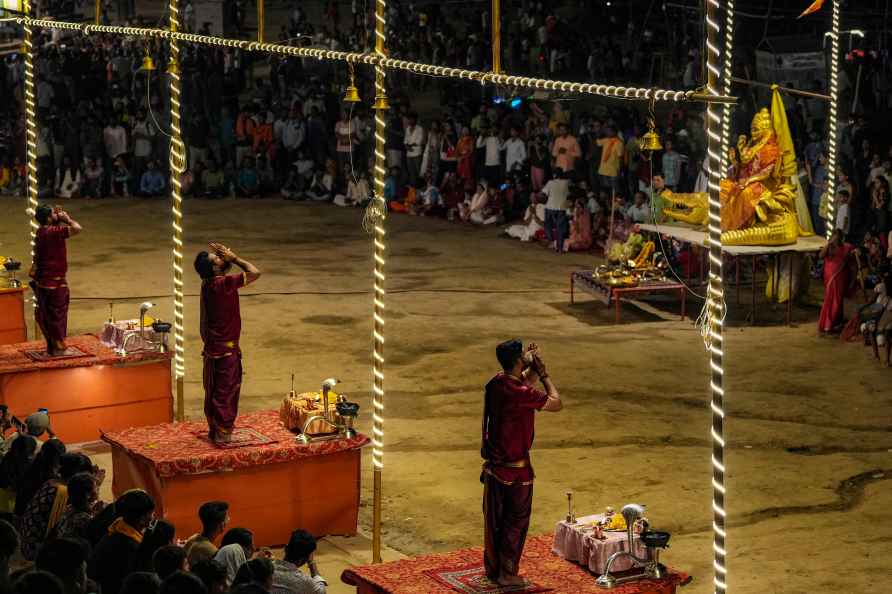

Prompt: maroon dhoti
xmin=483 ymin=471 xmax=533 ymax=580
xmin=34 ymin=285 xmax=70 ymax=350
xmin=202 ymin=350 xmax=243 ymax=434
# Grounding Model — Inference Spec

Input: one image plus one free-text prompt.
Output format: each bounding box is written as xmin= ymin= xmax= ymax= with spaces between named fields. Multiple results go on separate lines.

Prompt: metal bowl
xmin=152 ymin=321 xmax=172 ymax=333
xmin=641 ymin=530 xmax=671 ymax=549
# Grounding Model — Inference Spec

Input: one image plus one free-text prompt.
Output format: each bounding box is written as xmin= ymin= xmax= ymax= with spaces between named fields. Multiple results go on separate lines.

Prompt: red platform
xmin=0 ymin=288 xmax=27 ymax=345
xmin=0 ymin=334 xmax=172 ymax=442
xmin=102 ymin=410 xmax=370 ymax=547
xmin=342 ymin=534 xmax=689 ymax=594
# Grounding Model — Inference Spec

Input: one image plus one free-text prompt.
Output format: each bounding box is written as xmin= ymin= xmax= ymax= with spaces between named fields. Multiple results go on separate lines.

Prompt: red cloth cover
xmin=0 ymin=334 xmax=171 ymax=374
xmin=341 ymin=534 xmax=689 ymax=594
xmin=101 ymin=410 xmax=370 ymax=478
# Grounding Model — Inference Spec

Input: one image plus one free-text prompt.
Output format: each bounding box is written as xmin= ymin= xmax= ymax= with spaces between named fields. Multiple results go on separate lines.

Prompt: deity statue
xmin=660 ymin=88 xmax=813 ymax=246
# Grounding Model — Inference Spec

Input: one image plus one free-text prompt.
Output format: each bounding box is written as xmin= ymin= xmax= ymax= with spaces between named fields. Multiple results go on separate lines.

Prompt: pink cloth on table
xmin=552 ymin=514 xmax=650 ymax=574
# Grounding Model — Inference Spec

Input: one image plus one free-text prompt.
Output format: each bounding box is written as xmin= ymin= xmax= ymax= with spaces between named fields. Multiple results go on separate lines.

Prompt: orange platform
xmin=0 ymin=335 xmax=172 ymax=443
xmin=103 ymin=411 xmax=370 ymax=547
xmin=0 ymin=288 xmax=27 ymax=345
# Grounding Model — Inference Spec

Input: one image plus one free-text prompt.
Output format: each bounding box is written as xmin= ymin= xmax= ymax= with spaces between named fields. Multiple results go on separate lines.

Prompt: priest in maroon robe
xmin=30 ymin=205 xmax=82 ymax=356
xmin=481 ymin=340 xmax=562 ymax=587
xmin=194 ymin=243 xmax=261 ymax=443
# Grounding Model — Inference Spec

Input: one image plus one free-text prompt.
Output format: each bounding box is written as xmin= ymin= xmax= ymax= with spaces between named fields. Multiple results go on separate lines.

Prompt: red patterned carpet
xmin=101 ymin=410 xmax=370 ymax=478
xmin=342 ymin=534 xmax=689 ymax=594
xmin=0 ymin=334 xmax=170 ymax=374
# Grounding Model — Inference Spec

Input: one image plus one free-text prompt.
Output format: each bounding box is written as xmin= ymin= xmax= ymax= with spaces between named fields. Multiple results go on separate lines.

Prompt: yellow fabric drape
xmin=46 ymin=484 xmax=68 ymax=537
xmin=770 ymin=86 xmax=798 ymax=178
xmin=108 ymin=518 xmax=144 ymax=544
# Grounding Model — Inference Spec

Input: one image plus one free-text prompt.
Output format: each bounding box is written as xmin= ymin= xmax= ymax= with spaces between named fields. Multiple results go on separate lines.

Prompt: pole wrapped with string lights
xmin=367 ymin=0 xmax=389 ymax=566
xmin=719 ymin=0 xmax=736 ymax=172
xmin=22 ymin=0 xmax=38 ymax=257
xmin=824 ymin=0 xmax=841 ymax=239
xmin=167 ymin=0 xmax=187 ymax=420
xmin=703 ymin=0 xmax=728 ymax=592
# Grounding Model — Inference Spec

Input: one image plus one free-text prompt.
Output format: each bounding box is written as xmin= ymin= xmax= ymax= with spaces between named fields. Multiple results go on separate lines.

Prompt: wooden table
xmin=570 ymin=271 xmax=686 ymax=323
xmin=0 ymin=287 xmax=27 ymax=345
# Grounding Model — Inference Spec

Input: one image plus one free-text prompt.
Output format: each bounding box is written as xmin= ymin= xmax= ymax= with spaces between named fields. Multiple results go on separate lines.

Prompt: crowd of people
xmin=0 ymin=411 xmax=327 ymax=594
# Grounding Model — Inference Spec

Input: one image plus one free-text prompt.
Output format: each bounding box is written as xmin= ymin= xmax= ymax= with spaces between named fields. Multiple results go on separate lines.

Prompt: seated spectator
xmin=383 ymin=166 xmax=401 ymax=203
xmin=233 ymin=558 xmax=274 ymax=591
xmin=160 ymin=572 xmax=207 ymax=594
xmin=626 ymin=191 xmax=651 ymax=224
xmin=131 ymin=519 xmax=176 ymax=574
xmin=257 ymin=155 xmax=276 ymax=195
xmin=565 ymin=200 xmax=593 ymax=252
xmin=0 ymin=520 xmax=19 ymax=590
xmin=271 ymin=529 xmax=327 ymax=594
xmin=389 ymin=178 xmax=418 ymax=213
xmin=111 ymin=157 xmax=131 ymax=197
xmin=139 ymin=161 xmax=167 ymax=197
xmin=190 ymin=559 xmax=228 ymax=594
xmin=184 ymin=501 xmax=228 ymax=568
xmin=54 ymin=157 xmax=82 ymax=199
xmin=415 ymin=176 xmax=444 ymax=216
xmin=201 ymin=160 xmax=226 ymax=198
xmin=89 ymin=489 xmax=156 ymax=594
xmin=236 ymin=157 xmax=261 ymax=198
xmin=181 ymin=168 xmax=196 ymax=197
xmin=81 ymin=158 xmax=105 ymax=199
xmin=459 ymin=181 xmax=488 ymax=223
xmin=0 ymin=435 xmax=37 ymax=514
xmin=19 ymin=453 xmax=95 ymax=561
xmin=14 ymin=438 xmax=65 ymax=518
xmin=280 ymin=165 xmax=305 ymax=201
xmin=304 ymin=167 xmax=333 ymax=202
xmin=505 ymin=193 xmax=546 ymax=242
xmin=50 ymin=471 xmax=101 ymax=541
xmin=35 ymin=537 xmax=89 ymax=594
xmin=11 ymin=570 xmax=65 ymax=594
xmin=121 ymin=572 xmax=161 ymax=594
xmin=0 ymin=160 xmax=11 ymax=194
xmin=153 ymin=545 xmax=188 ymax=581
xmin=214 ymin=528 xmax=255 ymax=586
xmin=333 ymin=171 xmax=370 ymax=207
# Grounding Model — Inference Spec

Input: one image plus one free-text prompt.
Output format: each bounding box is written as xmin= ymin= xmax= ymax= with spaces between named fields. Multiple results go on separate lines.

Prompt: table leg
xmin=615 ymin=292 xmax=621 ymax=324
xmin=570 ymin=273 xmax=575 ymax=304
xmin=787 ymin=252 xmax=793 ymax=326
xmin=751 ymin=255 xmax=757 ymax=326
xmin=680 ymin=287 xmax=686 ymax=320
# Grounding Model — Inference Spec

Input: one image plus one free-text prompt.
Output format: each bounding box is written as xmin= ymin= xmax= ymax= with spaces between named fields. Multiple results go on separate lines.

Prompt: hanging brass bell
xmin=140 ymin=54 xmax=156 ymax=71
xmin=343 ymin=83 xmax=361 ymax=103
xmin=641 ymin=128 xmax=663 ymax=153
xmin=373 ymin=94 xmax=390 ymax=111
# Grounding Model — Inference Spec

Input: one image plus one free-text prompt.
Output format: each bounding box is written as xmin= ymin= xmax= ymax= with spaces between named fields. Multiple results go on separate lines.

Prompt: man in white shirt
xmin=281 ymin=110 xmax=306 ymax=160
xmin=541 ymin=169 xmax=570 ymax=252
xmin=504 ymin=128 xmax=527 ymax=175
xmin=626 ymin=191 xmax=651 ymax=223
xmin=404 ymin=113 xmax=425 ymax=185
xmin=103 ymin=118 xmax=128 ymax=162
xmin=476 ymin=127 xmax=505 ymax=187
xmin=835 ymin=190 xmax=851 ymax=236
xmin=271 ymin=529 xmax=327 ymax=594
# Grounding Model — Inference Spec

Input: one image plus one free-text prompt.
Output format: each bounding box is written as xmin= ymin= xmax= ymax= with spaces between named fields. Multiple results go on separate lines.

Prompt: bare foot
xmin=497 ymin=574 xmax=526 ymax=587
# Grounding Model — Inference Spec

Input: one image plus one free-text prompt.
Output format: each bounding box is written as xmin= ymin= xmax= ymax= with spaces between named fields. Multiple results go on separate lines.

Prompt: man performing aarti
xmin=660 ymin=87 xmax=814 ymax=246
xmin=481 ymin=340 xmax=562 ymax=587
xmin=194 ymin=243 xmax=261 ymax=443
xmin=29 ymin=205 xmax=82 ymax=356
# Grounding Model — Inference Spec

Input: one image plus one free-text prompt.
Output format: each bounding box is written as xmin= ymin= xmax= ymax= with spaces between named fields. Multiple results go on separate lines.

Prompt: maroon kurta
xmin=200 ymin=272 xmax=246 ymax=434
xmin=32 ymin=225 xmax=71 ymax=349
xmin=481 ymin=372 xmax=548 ymax=580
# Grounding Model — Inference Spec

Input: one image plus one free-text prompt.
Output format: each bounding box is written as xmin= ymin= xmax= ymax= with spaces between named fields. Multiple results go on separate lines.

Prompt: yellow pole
xmin=22 ymin=0 xmax=38 ymax=336
xmin=95 ymin=0 xmax=100 ymax=25
xmin=168 ymin=0 xmax=187 ymax=421
xmin=257 ymin=0 xmax=264 ymax=43
xmin=370 ymin=0 xmax=389 ymax=566
xmin=491 ymin=0 xmax=501 ymax=74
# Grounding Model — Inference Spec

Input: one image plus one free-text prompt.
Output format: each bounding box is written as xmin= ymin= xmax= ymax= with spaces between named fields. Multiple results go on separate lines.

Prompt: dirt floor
xmin=1 ymin=197 xmax=891 ymax=593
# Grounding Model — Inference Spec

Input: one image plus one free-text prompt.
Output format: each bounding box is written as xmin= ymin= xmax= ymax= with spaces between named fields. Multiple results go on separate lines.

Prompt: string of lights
xmin=167 ymin=0 xmax=187 ymax=420
xmin=719 ymin=0 xmax=736 ymax=173
xmin=704 ymin=0 xmax=728 ymax=592
xmin=368 ymin=0 xmax=389 ymax=565
xmin=13 ymin=17 xmax=735 ymax=105
xmin=825 ymin=0 xmax=841 ymax=239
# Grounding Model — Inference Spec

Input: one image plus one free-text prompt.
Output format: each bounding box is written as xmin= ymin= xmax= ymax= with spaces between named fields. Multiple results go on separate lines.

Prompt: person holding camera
xmin=30 ymin=205 xmax=82 ymax=356
xmin=481 ymin=340 xmax=562 ymax=587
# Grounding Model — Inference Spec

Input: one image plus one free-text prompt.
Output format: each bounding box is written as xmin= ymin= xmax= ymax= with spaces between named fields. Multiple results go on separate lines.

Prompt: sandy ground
xmin=1 ymin=197 xmax=891 ymax=593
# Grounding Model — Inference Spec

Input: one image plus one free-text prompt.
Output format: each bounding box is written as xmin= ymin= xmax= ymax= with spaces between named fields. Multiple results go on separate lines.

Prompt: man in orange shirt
xmin=551 ymin=124 xmax=580 ymax=177
xmin=597 ymin=127 xmax=625 ymax=196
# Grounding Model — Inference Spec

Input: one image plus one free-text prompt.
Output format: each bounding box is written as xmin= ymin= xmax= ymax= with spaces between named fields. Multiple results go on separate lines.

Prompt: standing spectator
xmin=131 ymin=109 xmax=156 ymax=183
xmin=188 ymin=113 xmax=211 ymax=172
xmin=661 ymin=139 xmax=682 ymax=190
xmin=54 ymin=157 xmax=82 ymax=199
xmin=551 ymin=124 xmax=580 ymax=178
xmin=334 ymin=110 xmax=357 ymax=183
xmin=476 ymin=126 xmax=504 ymax=187
xmin=504 ymin=127 xmax=527 ymax=175
xmin=809 ymin=152 xmax=829 ymax=236
xmin=103 ymin=117 xmax=128 ymax=166
xmin=529 ymin=135 xmax=549 ymax=191
xmin=542 ymin=169 xmax=570 ymax=253
xmin=596 ymin=127 xmax=624 ymax=197
xmin=818 ymin=229 xmax=856 ymax=335
xmin=836 ymin=190 xmax=851 ymax=236
xmin=403 ymin=113 xmax=425 ymax=185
